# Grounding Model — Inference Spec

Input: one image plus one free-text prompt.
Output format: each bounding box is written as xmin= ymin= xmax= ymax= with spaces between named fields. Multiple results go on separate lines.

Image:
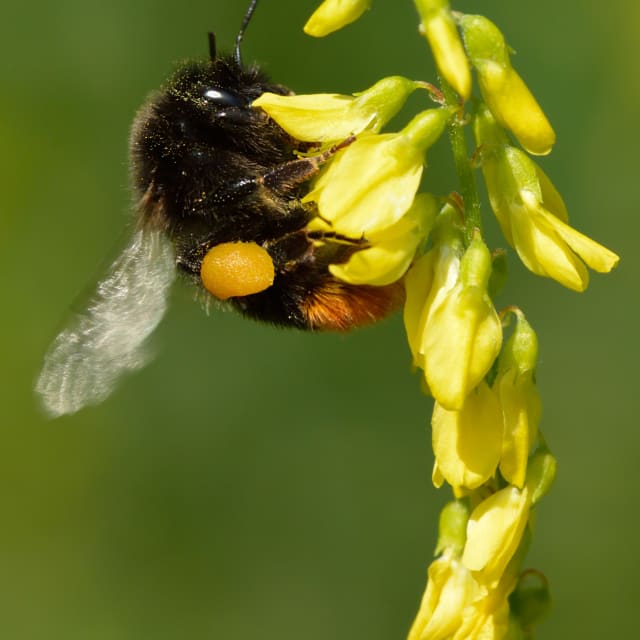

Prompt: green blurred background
xmin=1 ymin=0 xmax=637 ymax=638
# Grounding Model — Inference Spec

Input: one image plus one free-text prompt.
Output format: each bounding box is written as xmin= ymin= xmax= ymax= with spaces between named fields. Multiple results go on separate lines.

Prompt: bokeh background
xmin=2 ymin=1 xmax=637 ymax=638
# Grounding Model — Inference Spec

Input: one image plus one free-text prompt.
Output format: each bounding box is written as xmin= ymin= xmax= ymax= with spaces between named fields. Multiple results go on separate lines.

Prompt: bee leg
xmin=210 ymin=136 xmax=355 ymax=204
xmin=261 ymin=135 xmax=355 ymax=192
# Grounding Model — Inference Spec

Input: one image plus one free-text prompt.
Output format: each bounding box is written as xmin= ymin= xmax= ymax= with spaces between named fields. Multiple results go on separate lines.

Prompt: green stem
xmin=440 ymin=76 xmax=482 ymax=246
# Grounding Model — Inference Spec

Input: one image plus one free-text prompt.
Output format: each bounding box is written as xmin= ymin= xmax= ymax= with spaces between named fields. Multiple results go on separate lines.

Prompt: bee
xmin=36 ymin=0 xmax=403 ymax=417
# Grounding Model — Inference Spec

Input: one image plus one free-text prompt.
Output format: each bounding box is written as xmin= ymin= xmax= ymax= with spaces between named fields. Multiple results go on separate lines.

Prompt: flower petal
xmin=306 ymin=134 xmax=424 ymax=235
xmin=253 ymin=76 xmax=419 ymax=142
xmin=510 ymin=201 xmax=590 ymax=291
xmin=330 ymin=193 xmax=437 ymax=285
xmin=423 ymin=285 xmax=502 ymax=409
xmin=451 ymin=572 xmax=516 ymax=640
xmin=498 ymin=369 xmax=541 ymax=488
xmin=532 ymin=201 xmax=620 ymax=274
xmin=461 ymin=15 xmax=555 ymax=155
xmin=415 ymin=0 xmax=471 ymax=99
xmin=303 ymin=0 xmax=371 ymax=37
xmin=404 ymin=250 xmax=437 ymax=364
xmin=305 ymin=110 xmax=449 ymax=236
xmin=253 ymin=92 xmax=373 ymax=141
xmin=432 ymin=383 xmax=503 ymax=490
xmin=408 ymin=554 xmax=478 ymax=640
xmin=462 ymin=486 xmax=530 ymax=584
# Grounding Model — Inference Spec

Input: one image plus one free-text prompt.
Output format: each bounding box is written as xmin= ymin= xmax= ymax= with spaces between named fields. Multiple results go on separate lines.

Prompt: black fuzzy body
xmin=130 ymin=55 xmax=401 ymax=330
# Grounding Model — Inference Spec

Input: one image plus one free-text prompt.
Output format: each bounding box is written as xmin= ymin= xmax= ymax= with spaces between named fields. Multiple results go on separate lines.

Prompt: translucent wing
xmin=35 ymin=227 xmax=176 ymax=417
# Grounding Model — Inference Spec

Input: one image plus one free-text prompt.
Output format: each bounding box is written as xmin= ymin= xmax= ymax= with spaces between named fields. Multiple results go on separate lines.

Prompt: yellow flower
xmin=451 ymin=571 xmax=517 ymax=640
xmin=409 ymin=500 xmax=475 ymax=639
xmin=414 ymin=0 xmax=471 ymax=100
xmin=432 ymin=382 xmax=503 ymax=491
xmin=407 ymin=225 xmax=502 ymax=410
xmin=328 ymin=193 xmax=438 ymax=286
xmin=304 ymin=108 xmax=450 ymax=237
xmin=409 ymin=552 xmax=481 ymax=640
xmin=403 ymin=249 xmax=437 ymax=369
xmin=498 ymin=367 xmax=540 ymax=489
xmin=252 ymin=76 xmax=420 ymax=143
xmin=462 ymin=486 xmax=531 ymax=586
xmin=496 ymin=310 xmax=541 ymax=488
xmin=475 ymin=104 xmax=619 ymax=291
xmin=510 ymin=186 xmax=619 ymax=291
xmin=410 ymin=529 xmax=518 ymax=640
xmin=298 ymin=110 xmax=448 ymax=288
xmin=460 ymin=14 xmax=555 ymax=155
xmin=409 ymin=499 xmax=525 ymax=640
xmin=304 ymin=0 xmax=371 ymax=37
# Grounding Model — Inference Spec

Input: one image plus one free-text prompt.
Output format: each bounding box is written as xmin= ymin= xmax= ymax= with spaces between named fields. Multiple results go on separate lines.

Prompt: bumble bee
xmin=36 ymin=0 xmax=402 ymax=417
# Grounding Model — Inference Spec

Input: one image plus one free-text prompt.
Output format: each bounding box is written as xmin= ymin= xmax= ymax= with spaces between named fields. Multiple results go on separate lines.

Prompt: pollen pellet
xmin=200 ymin=242 xmax=275 ymax=300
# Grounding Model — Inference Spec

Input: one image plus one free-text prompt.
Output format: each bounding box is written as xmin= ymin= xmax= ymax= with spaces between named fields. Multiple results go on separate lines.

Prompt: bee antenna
xmin=208 ymin=31 xmax=217 ymax=61
xmin=234 ymin=0 xmax=259 ymax=65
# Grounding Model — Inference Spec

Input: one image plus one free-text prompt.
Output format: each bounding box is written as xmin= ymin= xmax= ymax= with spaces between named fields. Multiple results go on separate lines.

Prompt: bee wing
xmin=35 ymin=227 xmax=176 ymax=417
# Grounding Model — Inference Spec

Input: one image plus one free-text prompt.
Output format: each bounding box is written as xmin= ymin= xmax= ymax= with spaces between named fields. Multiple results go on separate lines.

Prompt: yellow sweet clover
xmin=328 ymin=193 xmax=438 ymax=286
xmin=407 ymin=223 xmax=502 ymax=410
xmin=271 ymin=4 xmax=618 ymax=638
xmin=408 ymin=501 xmax=476 ymax=640
xmin=430 ymin=307 xmax=542 ymax=493
xmin=414 ymin=0 xmax=471 ymax=100
xmin=462 ymin=485 xmax=531 ymax=585
xmin=474 ymin=103 xmax=619 ymax=291
xmin=450 ymin=571 xmax=517 ymax=640
xmin=409 ymin=497 xmax=526 ymax=640
xmin=459 ymin=14 xmax=555 ymax=156
xmin=253 ymin=76 xmax=421 ymax=143
xmin=496 ymin=310 xmax=541 ymax=488
xmin=254 ymin=85 xmax=450 ymax=288
xmin=304 ymin=0 xmax=371 ymax=37
xmin=408 ymin=551 xmax=478 ymax=640
xmin=432 ymin=382 xmax=503 ymax=491
xmin=423 ymin=232 xmax=501 ymax=409
xmin=304 ymin=109 xmax=450 ymax=235
xmin=404 ymin=208 xmax=461 ymax=370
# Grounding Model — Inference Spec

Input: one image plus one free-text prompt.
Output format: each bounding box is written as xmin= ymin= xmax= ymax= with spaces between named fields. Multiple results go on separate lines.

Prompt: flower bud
xmin=436 ymin=500 xmax=471 ymax=556
xmin=509 ymin=571 xmax=552 ymax=631
xmin=304 ymin=0 xmax=371 ymax=37
xmin=526 ymin=447 xmax=557 ymax=505
xmin=460 ymin=14 xmax=555 ymax=155
xmin=414 ymin=0 xmax=471 ymax=99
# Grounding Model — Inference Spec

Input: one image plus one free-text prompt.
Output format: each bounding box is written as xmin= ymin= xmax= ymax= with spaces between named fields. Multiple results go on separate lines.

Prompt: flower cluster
xmin=256 ymin=1 xmax=619 ymax=638
xmin=253 ymin=77 xmax=451 ymax=286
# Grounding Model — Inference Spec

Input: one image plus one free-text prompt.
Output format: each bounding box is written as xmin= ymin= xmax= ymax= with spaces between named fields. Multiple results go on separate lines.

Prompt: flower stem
xmin=440 ymin=77 xmax=482 ymax=246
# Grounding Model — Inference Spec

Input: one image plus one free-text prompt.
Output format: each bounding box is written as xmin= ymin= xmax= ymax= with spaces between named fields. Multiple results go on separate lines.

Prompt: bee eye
xmin=203 ymin=88 xmax=246 ymax=108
